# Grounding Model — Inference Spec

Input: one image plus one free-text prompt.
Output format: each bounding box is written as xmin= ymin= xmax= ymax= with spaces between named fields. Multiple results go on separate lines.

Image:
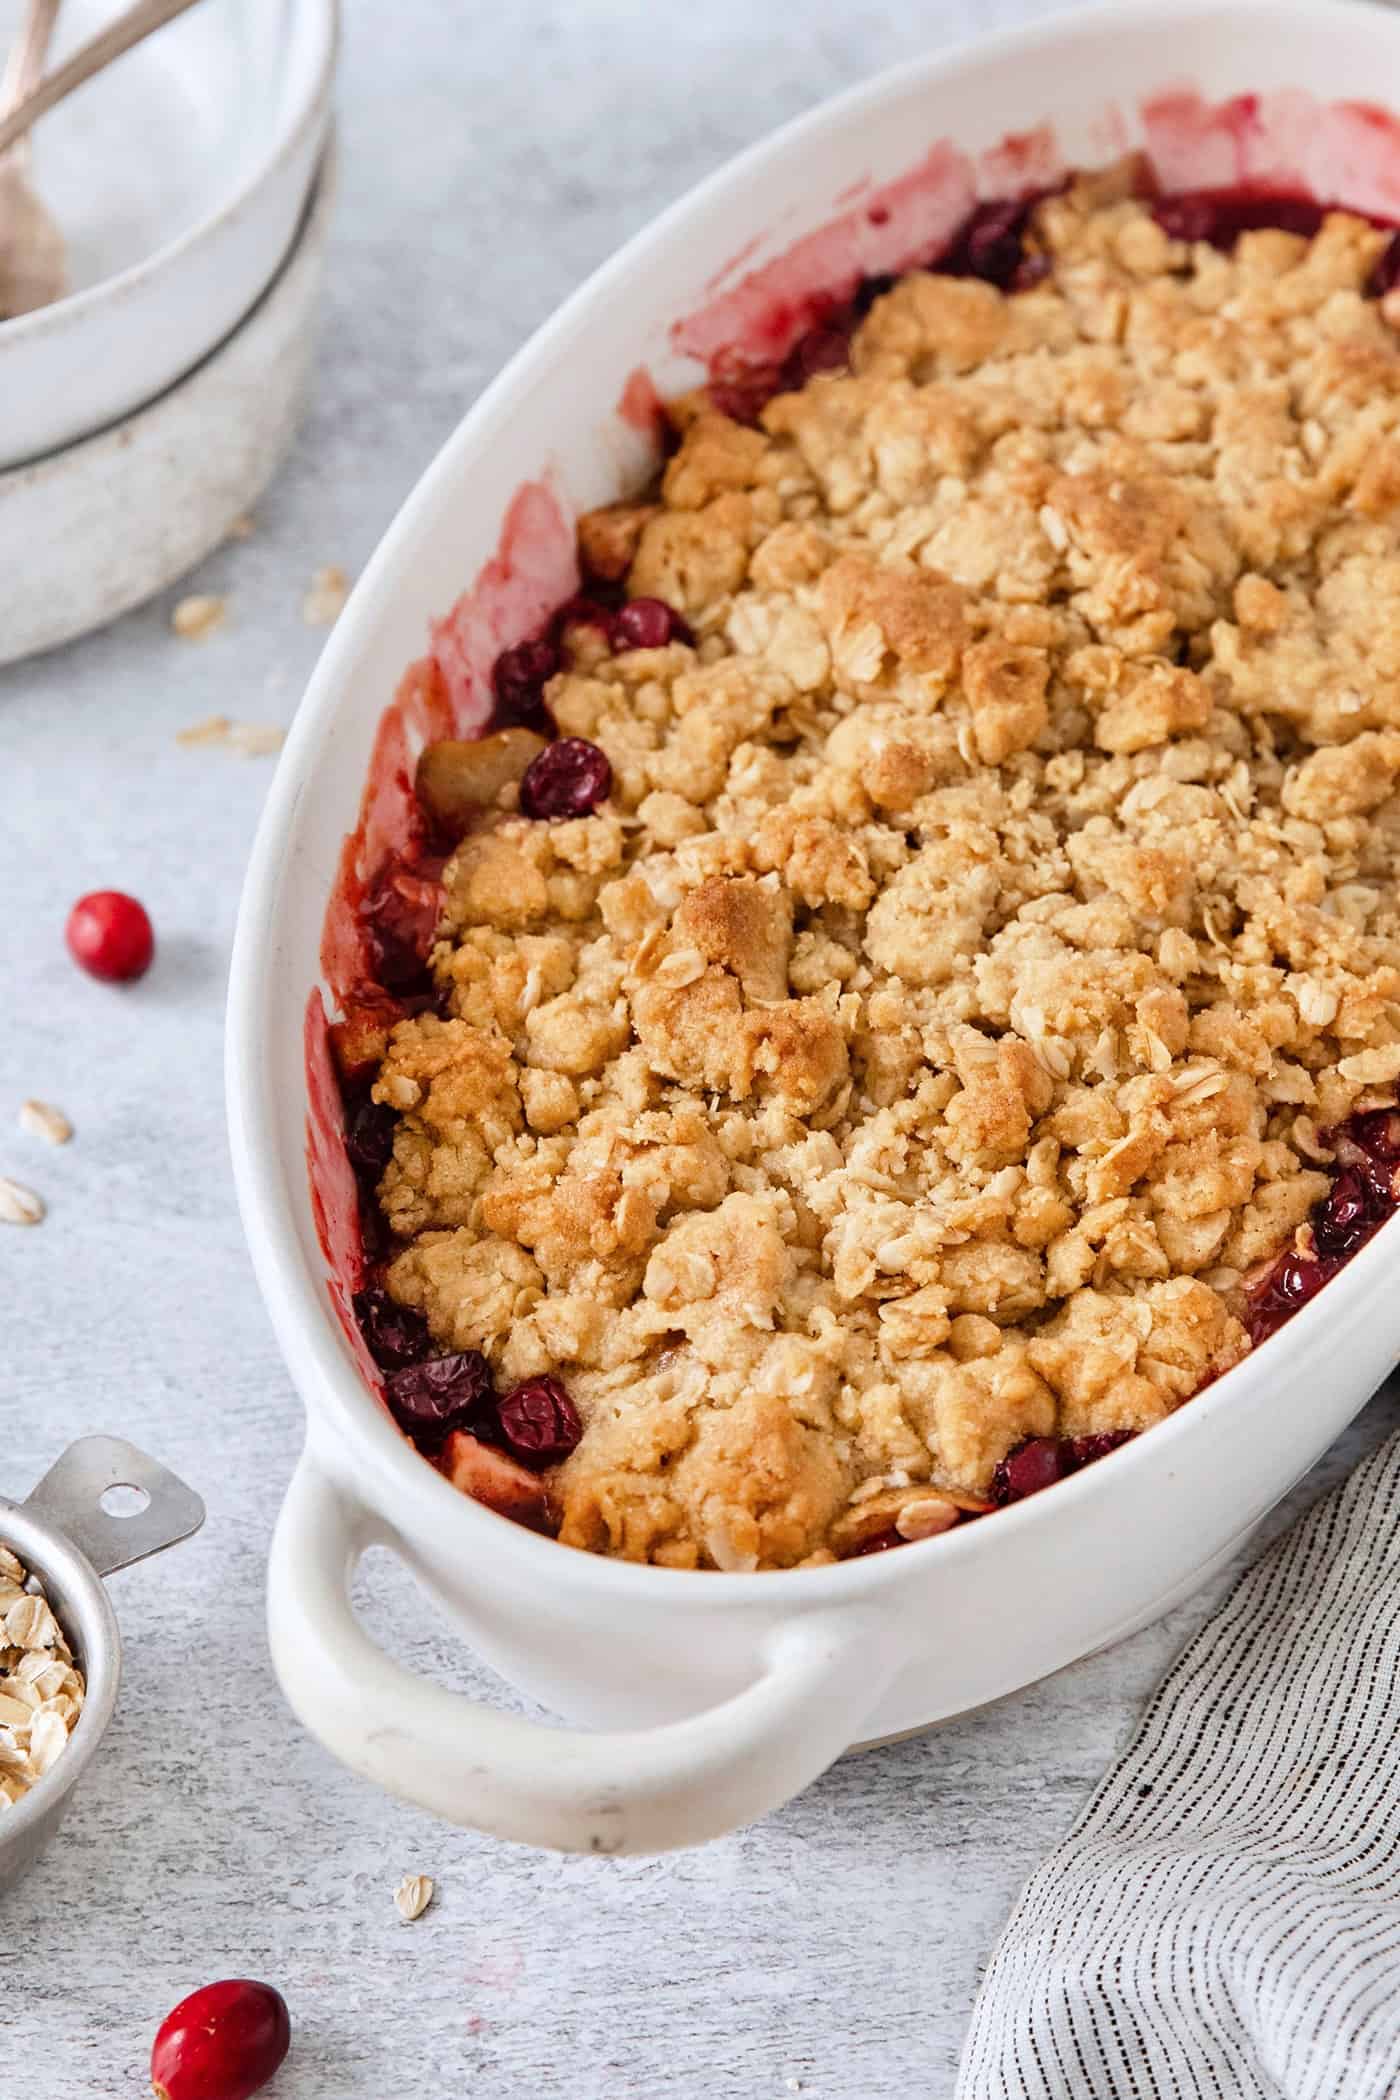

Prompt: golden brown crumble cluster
xmin=371 ymin=172 xmax=1400 ymax=1568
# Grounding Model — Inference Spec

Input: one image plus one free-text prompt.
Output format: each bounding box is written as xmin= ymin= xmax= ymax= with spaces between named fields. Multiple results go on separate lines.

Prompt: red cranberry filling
xmin=612 ymin=596 xmax=694 ymax=650
xmin=551 ymin=593 xmax=618 ymax=644
xmin=363 ymin=858 xmax=444 ymax=992
xmin=492 ymin=636 xmax=560 ymax=733
xmin=1246 ymin=1109 xmax=1400 ymax=1344
xmin=1152 ymin=189 xmax=1327 ymax=249
xmin=341 ymin=169 xmax=1400 ymax=1552
xmin=343 ymin=1095 xmax=396 ymax=1183
xmin=992 ymin=1430 xmax=1135 ymax=1507
xmin=496 ymin=1376 xmax=583 ymax=1467
xmin=385 ymin=1350 xmax=495 ymax=1446
xmin=938 ymin=191 xmax=1061 ymax=291
xmin=519 ymin=737 xmax=613 ymax=819
xmin=353 ymin=1287 xmax=432 ymax=1371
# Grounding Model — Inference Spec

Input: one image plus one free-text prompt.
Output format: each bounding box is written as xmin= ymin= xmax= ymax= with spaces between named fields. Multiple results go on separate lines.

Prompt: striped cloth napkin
xmin=957 ymin=1426 xmax=1400 ymax=2100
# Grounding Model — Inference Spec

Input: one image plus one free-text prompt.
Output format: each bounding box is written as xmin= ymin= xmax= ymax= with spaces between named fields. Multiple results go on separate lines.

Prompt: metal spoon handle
xmin=0 ymin=0 xmax=203 ymax=161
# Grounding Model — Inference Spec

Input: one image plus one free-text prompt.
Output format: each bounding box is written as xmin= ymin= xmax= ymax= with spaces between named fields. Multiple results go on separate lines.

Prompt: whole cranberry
xmin=960 ymin=199 xmax=1029 ymax=287
xmin=611 ymin=597 xmax=694 ymax=650
xmin=492 ymin=637 xmax=559 ymax=732
xmin=551 ymin=594 xmax=617 ymax=642
xmin=1353 ymin=1108 xmax=1400 ymax=1160
xmin=496 ymin=1375 xmax=583 ymax=1466
xmin=363 ymin=859 xmax=442 ymax=992
xmin=519 ymin=737 xmax=613 ymax=820
xmin=706 ymin=362 xmax=783 ymax=426
xmin=65 ymin=890 xmax=154 ymax=982
xmin=1312 ymin=1168 xmax=1372 ymax=1255
xmin=991 ymin=1436 xmax=1069 ymax=1506
xmin=343 ymin=1095 xmax=397 ymax=1182
xmin=150 ymin=1978 xmax=289 ymax=2100
xmin=385 ymin=1350 xmax=494 ymax=1443
xmin=1268 ymin=1252 xmax=1327 ymax=1313
xmin=353 ymin=1287 xmax=432 ymax=1370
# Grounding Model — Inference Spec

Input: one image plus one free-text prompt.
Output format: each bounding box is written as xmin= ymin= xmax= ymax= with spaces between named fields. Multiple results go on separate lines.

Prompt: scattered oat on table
xmin=393 ymin=1872 xmax=434 ymax=1922
xmin=302 ymin=564 xmax=349 ymax=628
xmin=177 ymin=716 xmax=285 ymax=758
xmin=0 ymin=1543 xmax=85 ymax=1806
xmin=18 ymin=1100 xmax=72 ymax=1146
xmin=0 ymin=1176 xmax=44 ymax=1226
xmin=170 ymin=594 xmax=228 ymax=641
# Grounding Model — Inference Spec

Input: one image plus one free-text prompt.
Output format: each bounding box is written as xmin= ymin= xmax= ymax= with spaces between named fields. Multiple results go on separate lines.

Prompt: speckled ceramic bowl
xmin=0 ymin=0 xmax=336 ymax=469
xmin=0 ymin=146 xmax=333 ymax=664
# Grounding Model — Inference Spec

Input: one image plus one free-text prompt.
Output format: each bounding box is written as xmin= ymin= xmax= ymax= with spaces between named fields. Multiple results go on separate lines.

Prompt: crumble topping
xmin=366 ymin=172 xmax=1400 ymax=1568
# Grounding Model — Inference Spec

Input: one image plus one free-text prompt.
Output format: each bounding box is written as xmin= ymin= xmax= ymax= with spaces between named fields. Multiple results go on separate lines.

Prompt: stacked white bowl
xmin=0 ymin=0 xmax=337 ymax=661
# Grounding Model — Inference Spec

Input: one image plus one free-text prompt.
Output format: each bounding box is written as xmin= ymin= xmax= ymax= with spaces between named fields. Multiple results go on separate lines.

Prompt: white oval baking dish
xmin=229 ymin=0 xmax=1400 ymax=1854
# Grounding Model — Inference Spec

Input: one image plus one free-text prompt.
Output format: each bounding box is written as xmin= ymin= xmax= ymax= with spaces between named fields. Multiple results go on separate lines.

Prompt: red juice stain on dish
xmin=703 ymin=180 xmax=1063 ymax=426
xmin=307 ymin=479 xmax=577 ymax=1341
xmin=1141 ymin=89 xmax=1400 ymax=225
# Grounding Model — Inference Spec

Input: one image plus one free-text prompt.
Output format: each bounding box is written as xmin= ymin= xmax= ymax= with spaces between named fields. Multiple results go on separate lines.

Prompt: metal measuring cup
xmin=0 ymin=1435 xmax=203 ymax=1896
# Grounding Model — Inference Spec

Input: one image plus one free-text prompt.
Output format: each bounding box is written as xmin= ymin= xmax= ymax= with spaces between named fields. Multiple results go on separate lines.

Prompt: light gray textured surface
xmin=3 ymin=3 xmax=1398 ymax=2094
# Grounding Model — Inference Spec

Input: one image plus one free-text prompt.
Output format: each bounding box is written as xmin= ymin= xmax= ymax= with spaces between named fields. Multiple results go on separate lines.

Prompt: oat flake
xmin=171 ymin=594 xmax=227 ymax=641
xmin=0 ymin=1176 xmax=44 ymax=1226
xmin=18 ymin=1100 xmax=71 ymax=1146
xmin=0 ymin=1546 xmax=84 ymax=1806
xmin=302 ymin=565 xmax=349 ymax=627
xmin=393 ymin=1872 xmax=434 ymax=1922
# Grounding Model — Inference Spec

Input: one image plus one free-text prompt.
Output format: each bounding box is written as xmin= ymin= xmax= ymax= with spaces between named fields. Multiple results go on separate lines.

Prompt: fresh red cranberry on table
xmin=492 ymin=636 xmax=560 ymax=732
xmin=519 ymin=737 xmax=613 ymax=819
xmin=496 ymin=1375 xmax=583 ymax=1466
xmin=612 ymin=596 xmax=694 ymax=650
xmin=353 ymin=1287 xmax=432 ymax=1371
xmin=385 ymin=1351 xmax=494 ymax=1444
xmin=150 ymin=1978 xmax=290 ymax=2100
xmin=65 ymin=889 xmax=154 ymax=982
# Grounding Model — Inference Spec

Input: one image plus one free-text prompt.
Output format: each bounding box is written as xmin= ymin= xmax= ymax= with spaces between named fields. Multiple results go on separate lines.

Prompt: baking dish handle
xmin=268 ymin=1452 xmax=902 ymax=1854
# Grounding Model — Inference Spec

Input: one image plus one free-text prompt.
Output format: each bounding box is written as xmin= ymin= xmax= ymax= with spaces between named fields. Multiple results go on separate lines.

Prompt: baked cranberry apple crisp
xmin=335 ymin=161 xmax=1400 ymax=1569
